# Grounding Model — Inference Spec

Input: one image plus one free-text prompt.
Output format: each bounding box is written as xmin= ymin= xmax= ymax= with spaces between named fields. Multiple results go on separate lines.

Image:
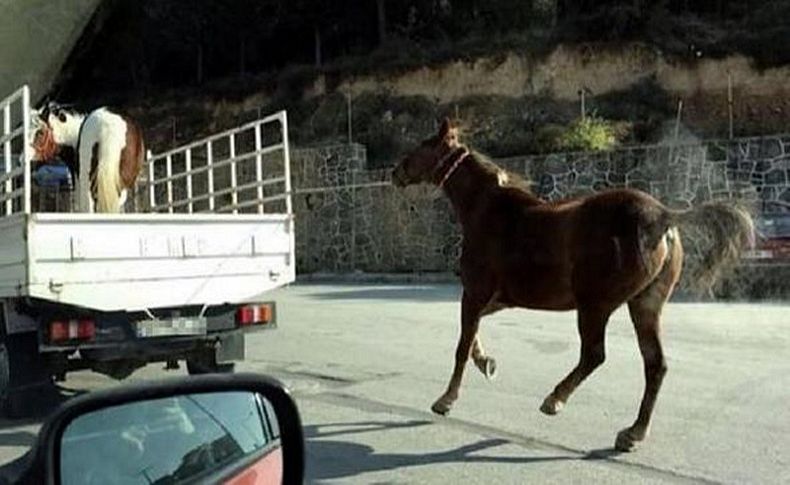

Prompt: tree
xmin=376 ymin=0 xmax=387 ymax=45
xmin=286 ymin=0 xmax=337 ymax=67
xmin=214 ymin=0 xmax=284 ymax=75
xmin=143 ymin=0 xmax=222 ymax=85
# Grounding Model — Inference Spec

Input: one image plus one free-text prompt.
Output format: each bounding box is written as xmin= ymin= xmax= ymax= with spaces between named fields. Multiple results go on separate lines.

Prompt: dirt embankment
xmin=131 ymin=43 xmax=790 ymax=158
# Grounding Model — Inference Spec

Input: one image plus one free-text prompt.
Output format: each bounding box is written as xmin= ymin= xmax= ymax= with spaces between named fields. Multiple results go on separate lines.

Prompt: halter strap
xmin=435 ymin=148 xmax=470 ymax=189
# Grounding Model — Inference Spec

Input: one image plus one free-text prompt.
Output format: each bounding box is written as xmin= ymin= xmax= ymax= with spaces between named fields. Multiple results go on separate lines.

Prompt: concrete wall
xmin=0 ymin=0 xmax=102 ymax=101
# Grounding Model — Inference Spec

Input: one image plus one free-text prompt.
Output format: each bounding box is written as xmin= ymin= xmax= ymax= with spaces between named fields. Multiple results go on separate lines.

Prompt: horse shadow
xmin=303 ymin=419 xmax=622 ymax=482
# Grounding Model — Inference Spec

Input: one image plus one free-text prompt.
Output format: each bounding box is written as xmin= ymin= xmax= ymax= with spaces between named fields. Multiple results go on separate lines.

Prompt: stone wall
xmin=292 ymin=144 xmax=460 ymax=273
xmin=291 ymin=135 xmax=790 ymax=275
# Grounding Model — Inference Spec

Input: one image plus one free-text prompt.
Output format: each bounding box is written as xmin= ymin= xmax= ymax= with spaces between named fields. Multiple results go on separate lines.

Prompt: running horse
xmin=392 ymin=119 xmax=753 ymax=451
xmin=30 ymin=102 xmax=144 ymax=213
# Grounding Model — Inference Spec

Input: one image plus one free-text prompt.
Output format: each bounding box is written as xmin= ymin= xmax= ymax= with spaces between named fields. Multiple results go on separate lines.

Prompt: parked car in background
xmin=730 ymin=212 xmax=790 ymax=299
xmin=743 ymin=213 xmax=790 ymax=264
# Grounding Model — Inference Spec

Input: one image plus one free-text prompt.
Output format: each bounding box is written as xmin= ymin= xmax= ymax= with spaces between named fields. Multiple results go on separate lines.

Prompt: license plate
xmin=743 ymin=249 xmax=773 ymax=259
xmin=135 ymin=317 xmax=207 ymax=338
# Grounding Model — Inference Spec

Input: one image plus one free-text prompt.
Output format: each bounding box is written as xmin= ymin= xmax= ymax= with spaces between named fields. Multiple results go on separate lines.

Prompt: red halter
xmin=435 ymin=148 xmax=470 ymax=189
xmin=32 ymin=124 xmax=59 ymax=161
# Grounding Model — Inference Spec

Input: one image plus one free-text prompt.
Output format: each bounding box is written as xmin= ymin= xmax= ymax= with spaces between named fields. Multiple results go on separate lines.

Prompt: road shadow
xmin=303 ymin=420 xmax=433 ymax=440
xmin=583 ymin=447 xmax=625 ymax=461
xmin=304 ymin=420 xmax=578 ymax=482
xmin=0 ymin=383 xmax=86 ymax=423
xmin=307 ymin=285 xmax=461 ymax=302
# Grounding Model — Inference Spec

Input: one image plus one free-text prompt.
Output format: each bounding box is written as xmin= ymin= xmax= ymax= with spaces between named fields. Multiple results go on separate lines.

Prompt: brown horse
xmin=392 ymin=119 xmax=753 ymax=451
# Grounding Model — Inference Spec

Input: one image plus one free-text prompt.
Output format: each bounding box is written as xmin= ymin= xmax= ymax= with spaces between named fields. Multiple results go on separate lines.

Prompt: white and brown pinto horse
xmin=30 ymin=103 xmax=144 ymax=213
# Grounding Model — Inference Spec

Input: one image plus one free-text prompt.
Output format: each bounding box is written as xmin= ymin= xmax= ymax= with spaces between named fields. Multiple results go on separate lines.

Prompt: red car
xmin=0 ymin=374 xmax=304 ymax=485
xmin=743 ymin=213 xmax=790 ymax=264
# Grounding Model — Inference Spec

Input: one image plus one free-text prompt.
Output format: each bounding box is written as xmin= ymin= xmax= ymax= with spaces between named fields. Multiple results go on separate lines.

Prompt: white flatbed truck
xmin=0 ymin=86 xmax=295 ymax=415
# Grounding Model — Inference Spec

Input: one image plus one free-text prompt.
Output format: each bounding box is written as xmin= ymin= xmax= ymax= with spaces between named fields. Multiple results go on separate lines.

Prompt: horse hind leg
xmin=540 ymin=306 xmax=612 ymax=415
xmin=616 ymin=233 xmax=682 ymax=451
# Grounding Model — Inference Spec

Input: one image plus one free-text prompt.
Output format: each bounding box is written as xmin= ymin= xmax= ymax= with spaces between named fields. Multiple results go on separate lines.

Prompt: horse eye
xmin=57 ymin=112 xmax=67 ymax=123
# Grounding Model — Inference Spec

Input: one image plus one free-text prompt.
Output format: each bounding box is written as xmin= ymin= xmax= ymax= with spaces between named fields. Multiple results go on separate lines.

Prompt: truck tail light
xmin=49 ymin=319 xmax=96 ymax=343
xmin=236 ymin=304 xmax=273 ymax=326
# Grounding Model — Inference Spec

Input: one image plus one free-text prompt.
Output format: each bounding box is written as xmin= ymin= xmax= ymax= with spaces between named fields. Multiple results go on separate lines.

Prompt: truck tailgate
xmin=4 ymin=212 xmax=294 ymax=311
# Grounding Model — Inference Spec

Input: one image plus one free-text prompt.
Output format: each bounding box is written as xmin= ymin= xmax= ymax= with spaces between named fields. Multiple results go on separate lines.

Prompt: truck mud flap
xmin=216 ymin=330 xmax=244 ymax=363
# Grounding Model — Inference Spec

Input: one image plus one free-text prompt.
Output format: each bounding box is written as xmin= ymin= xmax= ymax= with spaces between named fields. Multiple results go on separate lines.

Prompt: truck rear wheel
xmin=0 ymin=334 xmax=58 ymax=418
xmin=0 ymin=344 xmax=10 ymax=413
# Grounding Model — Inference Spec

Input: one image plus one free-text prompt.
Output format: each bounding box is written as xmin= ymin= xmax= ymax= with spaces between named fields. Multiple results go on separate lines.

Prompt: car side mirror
xmin=18 ymin=374 xmax=304 ymax=484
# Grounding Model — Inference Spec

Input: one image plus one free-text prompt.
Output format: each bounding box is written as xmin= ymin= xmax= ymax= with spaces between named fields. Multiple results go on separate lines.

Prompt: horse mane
xmin=467 ymin=148 xmax=535 ymax=196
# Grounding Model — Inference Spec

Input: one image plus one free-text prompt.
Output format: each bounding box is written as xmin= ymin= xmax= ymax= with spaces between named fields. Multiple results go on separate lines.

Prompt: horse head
xmin=30 ymin=101 xmax=82 ymax=161
xmin=392 ymin=117 xmax=463 ymax=188
xmin=30 ymin=101 xmax=78 ymax=161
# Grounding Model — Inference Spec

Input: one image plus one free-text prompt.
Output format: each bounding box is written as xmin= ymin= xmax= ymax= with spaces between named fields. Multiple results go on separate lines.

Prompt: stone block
xmin=766 ymin=169 xmax=787 ymax=185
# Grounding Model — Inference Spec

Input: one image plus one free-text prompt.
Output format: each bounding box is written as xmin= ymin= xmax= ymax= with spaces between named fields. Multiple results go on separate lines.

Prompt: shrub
xmin=557 ymin=115 xmax=617 ymax=152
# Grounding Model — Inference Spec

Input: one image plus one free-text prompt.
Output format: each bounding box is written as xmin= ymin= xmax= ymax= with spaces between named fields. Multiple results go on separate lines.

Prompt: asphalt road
xmin=1 ymin=283 xmax=788 ymax=484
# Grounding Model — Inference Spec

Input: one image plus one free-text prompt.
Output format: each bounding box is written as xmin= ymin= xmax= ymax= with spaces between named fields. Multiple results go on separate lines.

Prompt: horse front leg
xmin=431 ymin=292 xmax=485 ymax=415
xmin=472 ymin=336 xmax=497 ymax=380
xmin=470 ymin=299 xmax=505 ymax=380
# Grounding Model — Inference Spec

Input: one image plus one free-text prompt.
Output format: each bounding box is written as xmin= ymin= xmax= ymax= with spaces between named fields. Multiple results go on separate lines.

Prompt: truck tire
xmin=0 ymin=334 xmax=57 ymax=418
xmin=186 ymin=351 xmax=234 ymax=375
xmin=0 ymin=344 xmax=10 ymax=414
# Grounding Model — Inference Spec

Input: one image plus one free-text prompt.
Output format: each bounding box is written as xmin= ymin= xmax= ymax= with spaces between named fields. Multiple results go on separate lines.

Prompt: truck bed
xmin=0 ymin=212 xmax=294 ymax=311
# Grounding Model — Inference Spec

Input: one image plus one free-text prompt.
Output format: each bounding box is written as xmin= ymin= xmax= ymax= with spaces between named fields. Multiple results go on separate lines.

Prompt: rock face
xmin=1 ymin=0 xmax=103 ymax=100
xmin=328 ymin=46 xmax=790 ymax=104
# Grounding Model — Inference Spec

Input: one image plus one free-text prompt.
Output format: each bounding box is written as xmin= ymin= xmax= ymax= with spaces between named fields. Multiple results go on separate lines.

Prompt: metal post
xmin=147 ymin=150 xmax=155 ymax=211
xmin=2 ymin=104 xmax=11 ymax=215
xmin=351 ymin=169 xmax=356 ymax=270
xmin=673 ymin=100 xmax=683 ymax=143
xmin=229 ymin=133 xmax=238 ymax=214
xmin=207 ymin=141 xmax=215 ymax=211
xmin=728 ymin=73 xmax=734 ymax=139
xmin=165 ymin=154 xmax=173 ymax=214
xmin=254 ymin=123 xmax=264 ymax=214
xmin=281 ymin=112 xmax=294 ymax=267
xmin=21 ymin=87 xmax=31 ymax=214
xmin=669 ymin=99 xmax=683 ymax=164
xmin=185 ymin=148 xmax=194 ymax=213
xmin=346 ymin=86 xmax=353 ymax=144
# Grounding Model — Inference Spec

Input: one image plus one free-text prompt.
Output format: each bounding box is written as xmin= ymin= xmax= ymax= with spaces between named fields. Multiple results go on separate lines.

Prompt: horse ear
xmin=438 ymin=117 xmax=452 ymax=139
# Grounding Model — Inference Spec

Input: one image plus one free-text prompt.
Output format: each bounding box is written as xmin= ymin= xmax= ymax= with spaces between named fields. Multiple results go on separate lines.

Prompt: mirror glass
xmin=60 ymin=391 xmax=282 ymax=485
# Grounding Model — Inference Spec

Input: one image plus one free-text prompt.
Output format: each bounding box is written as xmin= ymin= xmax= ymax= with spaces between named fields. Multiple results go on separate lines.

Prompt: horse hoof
xmin=476 ymin=357 xmax=497 ymax=380
xmin=431 ymin=401 xmax=451 ymax=416
xmin=539 ymin=395 xmax=563 ymax=415
xmin=614 ymin=428 xmax=643 ymax=452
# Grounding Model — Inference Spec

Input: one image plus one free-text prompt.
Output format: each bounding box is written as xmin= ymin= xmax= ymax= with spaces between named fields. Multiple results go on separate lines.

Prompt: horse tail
xmin=90 ymin=140 xmax=123 ymax=213
xmin=87 ymin=109 xmax=127 ymax=213
xmin=95 ymin=163 xmax=120 ymax=213
xmin=666 ymin=202 xmax=754 ymax=291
